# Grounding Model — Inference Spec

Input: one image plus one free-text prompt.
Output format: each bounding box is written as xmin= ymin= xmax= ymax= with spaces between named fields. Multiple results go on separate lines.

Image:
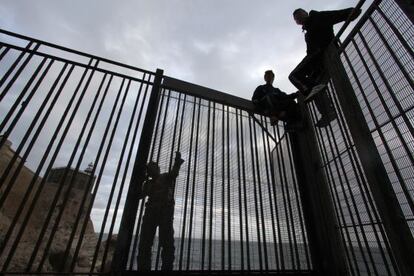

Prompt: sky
xmin=0 ymin=0 xmax=375 ymax=245
xmin=0 ymin=0 xmax=358 ymax=100
xmin=2 ymin=0 xmax=413 ymax=270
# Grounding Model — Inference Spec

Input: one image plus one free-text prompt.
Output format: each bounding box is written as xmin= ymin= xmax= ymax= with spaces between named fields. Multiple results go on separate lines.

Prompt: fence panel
xmin=123 ymin=85 xmax=312 ymax=272
xmin=307 ymin=0 xmax=414 ymax=275
xmin=0 ymin=29 xmax=155 ymax=273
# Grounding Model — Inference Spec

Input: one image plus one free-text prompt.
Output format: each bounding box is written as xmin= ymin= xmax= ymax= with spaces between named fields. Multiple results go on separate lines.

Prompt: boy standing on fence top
xmin=137 ymin=152 xmax=184 ymax=271
xmin=252 ymin=70 xmax=302 ymax=131
xmin=289 ymin=6 xmax=361 ymax=127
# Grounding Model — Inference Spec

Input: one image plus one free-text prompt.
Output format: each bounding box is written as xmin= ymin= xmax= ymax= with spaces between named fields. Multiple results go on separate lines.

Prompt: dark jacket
xmin=142 ymin=158 xmax=184 ymax=207
xmin=304 ymin=8 xmax=355 ymax=54
xmin=252 ymin=84 xmax=295 ymax=103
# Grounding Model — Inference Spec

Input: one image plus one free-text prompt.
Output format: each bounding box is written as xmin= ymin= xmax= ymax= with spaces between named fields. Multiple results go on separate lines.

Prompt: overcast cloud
xmin=0 ymin=0 xmax=356 ymax=99
xmin=0 ymin=0 xmax=367 ymax=239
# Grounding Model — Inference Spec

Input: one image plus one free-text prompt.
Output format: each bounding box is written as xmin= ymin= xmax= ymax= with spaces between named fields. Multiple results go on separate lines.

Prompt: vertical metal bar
xmin=36 ymin=75 xmax=123 ymax=272
xmin=285 ymin=131 xmax=311 ymax=270
xmin=271 ymin=125 xmax=285 ymax=270
xmin=260 ymin=116 xmax=280 ymax=271
xmin=235 ymin=109 xmax=244 ymax=271
xmin=201 ymin=100 xmax=211 ymax=271
xmin=178 ymin=97 xmax=197 ymax=270
xmin=366 ymin=18 xmax=414 ymax=121
xmin=325 ymin=43 xmax=414 ymax=276
xmin=153 ymin=87 xmax=172 ymax=269
xmin=0 ymin=46 xmax=10 ymax=62
xmin=150 ymin=89 xmax=170 ymax=270
xmin=129 ymin=200 xmax=145 ymax=270
xmin=278 ymin=124 xmax=299 ymax=270
xmin=123 ymin=76 xmax=153 ymax=271
xmin=221 ymin=104 xmax=225 ymax=271
xmin=186 ymin=98 xmax=202 ymax=271
xmin=33 ymin=68 xmax=110 ymax=272
xmin=3 ymin=59 xmax=99 ymax=271
xmin=0 ymin=62 xmax=67 ymax=178
xmin=247 ymin=115 xmax=263 ymax=271
xmin=164 ymin=93 xmax=182 ymax=178
xmin=111 ymin=68 xmax=163 ymax=272
xmin=240 ymin=111 xmax=251 ymax=271
xmin=323 ymin=122 xmax=377 ymax=275
xmin=340 ymin=46 xmax=399 ymax=273
xmin=226 ymin=106 xmax=232 ymax=271
xmin=0 ymin=41 xmax=33 ymax=89
xmin=0 ymin=63 xmax=72 ymax=263
xmin=275 ymin=125 xmax=295 ymax=269
xmin=251 ymin=118 xmax=268 ymax=271
xmin=0 ymin=42 xmax=39 ymax=101
xmin=307 ymin=102 xmax=360 ymax=276
xmin=288 ymin=95 xmax=348 ymax=275
xmin=0 ymin=61 xmax=66 ymax=203
xmin=375 ymin=7 xmax=414 ymax=59
xmin=69 ymin=79 xmax=132 ymax=271
xmin=208 ymin=102 xmax=215 ymax=271
xmin=153 ymin=91 xmax=181 ymax=270
xmin=91 ymin=76 xmax=148 ymax=272
xmin=149 ymin=88 xmax=166 ymax=161
xmin=175 ymin=94 xmax=186 ymax=153
xmin=155 ymin=89 xmax=172 ymax=162
xmin=0 ymin=56 xmax=50 ymax=149
xmin=173 ymin=93 xmax=186 ymax=270
xmin=355 ymin=32 xmax=414 ymax=215
xmin=326 ymin=79 xmax=395 ymax=275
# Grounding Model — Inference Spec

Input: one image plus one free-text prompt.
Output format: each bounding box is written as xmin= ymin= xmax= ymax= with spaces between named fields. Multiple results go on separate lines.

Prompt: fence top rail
xmin=162 ymin=76 xmax=257 ymax=113
xmin=0 ymin=28 xmax=155 ymax=76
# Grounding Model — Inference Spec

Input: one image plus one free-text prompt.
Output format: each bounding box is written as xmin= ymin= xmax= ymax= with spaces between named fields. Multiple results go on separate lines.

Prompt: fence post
xmin=111 ymin=69 xmax=164 ymax=273
xmin=325 ymin=44 xmax=414 ymax=276
xmin=289 ymin=96 xmax=349 ymax=276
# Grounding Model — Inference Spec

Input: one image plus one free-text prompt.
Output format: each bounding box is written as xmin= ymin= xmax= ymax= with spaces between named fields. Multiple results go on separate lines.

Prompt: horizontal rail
xmin=0 ymin=28 xmax=154 ymax=75
xmin=162 ymin=76 xmax=256 ymax=112
xmin=0 ymin=41 xmax=154 ymax=85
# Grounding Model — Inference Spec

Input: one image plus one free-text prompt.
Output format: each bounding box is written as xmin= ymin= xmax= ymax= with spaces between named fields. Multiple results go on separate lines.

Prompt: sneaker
xmin=304 ymin=84 xmax=327 ymax=103
xmin=315 ymin=111 xmax=337 ymax=128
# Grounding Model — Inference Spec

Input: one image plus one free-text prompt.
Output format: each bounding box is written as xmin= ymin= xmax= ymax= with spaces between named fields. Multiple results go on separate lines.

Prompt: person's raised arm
xmin=170 ymin=151 xmax=185 ymax=179
xmin=319 ymin=7 xmax=362 ymax=25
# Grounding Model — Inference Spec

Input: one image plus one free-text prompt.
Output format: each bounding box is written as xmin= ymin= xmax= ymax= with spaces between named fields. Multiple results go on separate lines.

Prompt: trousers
xmin=289 ymin=50 xmax=333 ymax=117
xmin=137 ymin=203 xmax=175 ymax=271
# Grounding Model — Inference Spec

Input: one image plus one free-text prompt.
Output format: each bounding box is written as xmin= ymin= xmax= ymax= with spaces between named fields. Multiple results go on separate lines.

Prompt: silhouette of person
xmin=137 ymin=152 xmax=184 ymax=271
xmin=252 ymin=70 xmax=302 ymax=131
xmin=289 ymin=7 xmax=361 ymax=127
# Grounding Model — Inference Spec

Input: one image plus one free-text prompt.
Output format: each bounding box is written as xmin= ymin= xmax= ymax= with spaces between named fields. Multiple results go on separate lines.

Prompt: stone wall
xmin=0 ymin=139 xmax=114 ymax=272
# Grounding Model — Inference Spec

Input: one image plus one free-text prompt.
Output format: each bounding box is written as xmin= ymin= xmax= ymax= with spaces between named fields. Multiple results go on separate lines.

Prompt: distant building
xmin=46 ymin=166 xmax=96 ymax=192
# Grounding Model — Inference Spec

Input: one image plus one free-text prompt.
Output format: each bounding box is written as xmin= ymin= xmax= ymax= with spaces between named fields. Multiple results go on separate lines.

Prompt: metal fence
xmin=119 ymin=84 xmax=312 ymax=272
xmin=306 ymin=0 xmax=414 ymax=275
xmin=0 ymin=29 xmax=156 ymax=273
xmin=0 ymin=0 xmax=413 ymax=275
xmin=0 ymin=29 xmax=311 ymax=274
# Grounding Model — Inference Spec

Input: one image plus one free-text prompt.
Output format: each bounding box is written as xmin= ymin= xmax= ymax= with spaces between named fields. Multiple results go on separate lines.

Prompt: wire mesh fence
xmin=123 ymin=88 xmax=312 ymax=272
xmin=305 ymin=0 xmax=414 ymax=275
xmin=0 ymin=30 xmax=312 ymax=274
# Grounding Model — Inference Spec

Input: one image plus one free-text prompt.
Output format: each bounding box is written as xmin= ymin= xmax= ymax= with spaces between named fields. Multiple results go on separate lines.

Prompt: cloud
xmin=0 ymin=0 xmax=367 ymax=247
